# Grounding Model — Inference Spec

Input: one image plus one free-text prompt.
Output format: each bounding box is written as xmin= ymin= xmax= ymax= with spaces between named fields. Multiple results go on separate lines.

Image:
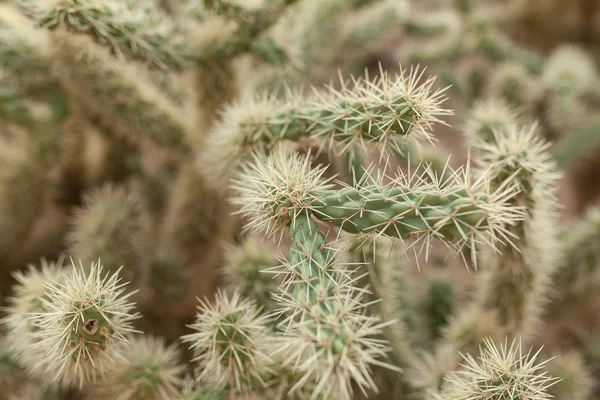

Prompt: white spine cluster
xmin=88 ymin=335 xmax=185 ymax=400
xmin=28 ymin=259 xmax=141 ymax=388
xmin=1 ymin=259 xmax=66 ymax=369
xmin=442 ymin=338 xmax=558 ymax=399
xmin=181 ymin=290 xmax=274 ymax=395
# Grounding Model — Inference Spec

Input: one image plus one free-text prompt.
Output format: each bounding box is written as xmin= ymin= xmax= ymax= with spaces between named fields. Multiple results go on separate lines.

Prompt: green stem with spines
xmin=289 ymin=215 xmax=376 ymax=354
xmin=288 ymin=215 xmax=337 ymax=315
xmin=309 ymin=184 xmax=490 ymax=240
xmin=242 ymin=94 xmax=421 ymax=151
xmin=38 ymin=0 xmax=198 ymax=71
xmin=463 ymin=124 xmax=557 ymax=339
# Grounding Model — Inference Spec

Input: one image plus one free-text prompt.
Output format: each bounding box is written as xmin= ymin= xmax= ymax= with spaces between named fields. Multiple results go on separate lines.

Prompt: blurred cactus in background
xmin=1 ymin=0 xmax=600 ymax=399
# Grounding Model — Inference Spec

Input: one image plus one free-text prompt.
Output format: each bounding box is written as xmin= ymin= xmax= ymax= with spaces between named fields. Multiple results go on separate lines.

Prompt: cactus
xmin=2 ymin=0 xmax=600 ymax=399
xmin=200 ymin=66 xmax=450 ymax=187
xmin=181 ymin=290 xmax=273 ymax=395
xmin=466 ymin=123 xmax=560 ymax=340
xmin=233 ymin=149 xmax=524 ymax=254
xmin=87 ymin=335 xmax=185 ymax=400
xmin=1 ymin=259 xmax=66 ymax=381
xmin=440 ymin=338 xmax=558 ymax=399
xmin=26 ymin=260 xmax=140 ymax=388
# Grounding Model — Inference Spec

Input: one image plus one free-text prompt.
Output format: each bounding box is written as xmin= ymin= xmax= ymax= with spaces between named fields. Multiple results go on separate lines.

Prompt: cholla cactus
xmin=467 ymin=123 xmax=560 ymax=340
xmin=230 ymin=146 xmax=525 ymax=399
xmin=441 ymin=338 xmax=558 ymax=399
xmin=181 ymin=290 xmax=273 ymax=395
xmin=27 ymin=260 xmax=140 ymax=388
xmin=88 ymin=335 xmax=185 ymax=400
xmin=1 ymin=259 xmax=66 ymax=358
xmin=201 ymin=66 xmax=450 ymax=187
xmin=2 ymin=0 xmax=600 ymax=398
xmin=221 ymin=236 xmax=281 ymax=314
xmin=233 ymin=148 xmax=523 ymax=256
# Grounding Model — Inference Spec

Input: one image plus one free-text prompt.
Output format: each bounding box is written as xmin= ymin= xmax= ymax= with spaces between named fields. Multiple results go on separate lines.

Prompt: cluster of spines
xmin=468 ymin=122 xmax=560 ymax=340
xmin=463 ymin=98 xmax=518 ymax=144
xmin=27 ymin=260 xmax=140 ymax=388
xmin=440 ymin=338 xmax=557 ymax=399
xmin=181 ymin=290 xmax=273 ymax=395
xmin=88 ymin=335 xmax=185 ymax=400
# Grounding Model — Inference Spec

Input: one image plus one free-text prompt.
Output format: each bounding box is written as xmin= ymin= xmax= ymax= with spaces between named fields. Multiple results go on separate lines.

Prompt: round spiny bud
xmin=231 ymin=147 xmax=333 ymax=241
xmin=543 ymin=45 xmax=598 ymax=96
xmin=181 ymin=290 xmax=273 ymax=395
xmin=473 ymin=123 xmax=560 ymax=204
xmin=88 ymin=335 xmax=185 ymax=400
xmin=28 ymin=259 xmax=141 ymax=388
xmin=442 ymin=338 xmax=558 ymax=399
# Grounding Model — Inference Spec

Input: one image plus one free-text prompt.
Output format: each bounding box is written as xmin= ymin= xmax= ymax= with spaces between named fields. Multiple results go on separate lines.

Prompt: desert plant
xmin=1 ymin=0 xmax=599 ymax=399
